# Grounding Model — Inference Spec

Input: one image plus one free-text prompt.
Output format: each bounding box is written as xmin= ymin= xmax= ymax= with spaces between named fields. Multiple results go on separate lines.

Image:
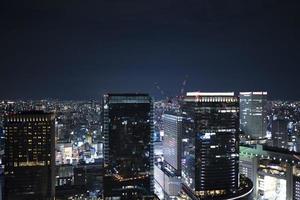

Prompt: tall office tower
xmin=4 ymin=111 xmax=55 ymax=200
xmin=239 ymin=92 xmax=267 ymax=139
xmin=272 ymin=118 xmax=289 ymax=149
xmin=162 ymin=112 xmax=182 ymax=174
xmin=102 ymin=94 xmax=155 ymax=199
xmin=181 ymin=92 xmax=240 ymax=199
xmin=153 ymin=112 xmax=182 ymax=199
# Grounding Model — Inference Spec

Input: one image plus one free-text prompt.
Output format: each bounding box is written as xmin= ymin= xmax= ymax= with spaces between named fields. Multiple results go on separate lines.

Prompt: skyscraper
xmin=271 ymin=118 xmax=289 ymax=149
xmin=239 ymin=92 xmax=267 ymax=139
xmin=4 ymin=111 xmax=55 ymax=200
xmin=153 ymin=112 xmax=182 ymax=199
xmin=102 ymin=94 xmax=155 ymax=199
xmin=162 ymin=112 xmax=182 ymax=174
xmin=181 ymin=92 xmax=241 ymax=199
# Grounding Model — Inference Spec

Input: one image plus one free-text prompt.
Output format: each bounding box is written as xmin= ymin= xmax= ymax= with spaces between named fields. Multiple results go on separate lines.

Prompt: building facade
xmin=239 ymin=144 xmax=298 ymax=200
xmin=4 ymin=111 xmax=55 ymax=200
xmin=102 ymin=94 xmax=155 ymax=199
xmin=271 ymin=118 xmax=289 ymax=149
xmin=162 ymin=112 xmax=182 ymax=174
xmin=181 ymin=92 xmax=240 ymax=199
xmin=239 ymin=92 xmax=267 ymax=139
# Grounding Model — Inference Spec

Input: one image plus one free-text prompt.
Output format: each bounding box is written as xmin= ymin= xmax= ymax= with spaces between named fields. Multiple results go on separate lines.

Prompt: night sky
xmin=1 ymin=0 xmax=300 ymax=100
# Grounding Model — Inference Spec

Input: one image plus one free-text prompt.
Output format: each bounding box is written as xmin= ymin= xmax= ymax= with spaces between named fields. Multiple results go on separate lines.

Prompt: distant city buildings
xmin=0 ymin=100 xmax=103 ymax=199
xmin=4 ymin=111 xmax=55 ymax=200
xmin=1 ymin=92 xmax=300 ymax=199
xmin=102 ymin=94 xmax=156 ymax=199
xmin=240 ymin=92 xmax=267 ymax=139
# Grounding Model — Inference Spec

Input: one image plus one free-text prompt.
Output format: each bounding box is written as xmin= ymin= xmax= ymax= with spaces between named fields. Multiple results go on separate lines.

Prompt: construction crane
xmin=154 ymin=74 xmax=188 ymax=103
xmin=179 ymin=75 xmax=189 ymax=100
xmin=154 ymin=82 xmax=165 ymax=97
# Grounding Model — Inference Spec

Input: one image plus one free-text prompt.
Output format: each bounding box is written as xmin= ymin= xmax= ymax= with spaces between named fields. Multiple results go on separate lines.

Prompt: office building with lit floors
xmin=239 ymin=92 xmax=267 ymax=139
xmin=102 ymin=94 xmax=156 ymax=199
xmin=3 ymin=111 xmax=55 ymax=200
xmin=180 ymin=92 xmax=253 ymax=200
xmin=153 ymin=112 xmax=182 ymax=199
xmin=162 ymin=112 xmax=182 ymax=175
xmin=271 ymin=118 xmax=289 ymax=149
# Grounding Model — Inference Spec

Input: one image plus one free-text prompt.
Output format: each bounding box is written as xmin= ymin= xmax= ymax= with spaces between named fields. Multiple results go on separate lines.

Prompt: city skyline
xmin=1 ymin=1 xmax=300 ymax=100
xmin=1 ymin=1 xmax=300 ymax=199
xmin=1 ymin=92 xmax=300 ymax=199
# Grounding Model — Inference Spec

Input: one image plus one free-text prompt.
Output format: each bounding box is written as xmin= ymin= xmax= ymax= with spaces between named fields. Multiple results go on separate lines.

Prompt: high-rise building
xmin=153 ymin=112 xmax=182 ymax=199
xmin=4 ymin=111 xmax=55 ymax=200
xmin=239 ymin=92 xmax=267 ymax=139
xmin=102 ymin=94 xmax=155 ymax=199
xmin=181 ymin=92 xmax=246 ymax=199
xmin=272 ymin=118 xmax=289 ymax=149
xmin=162 ymin=112 xmax=182 ymax=174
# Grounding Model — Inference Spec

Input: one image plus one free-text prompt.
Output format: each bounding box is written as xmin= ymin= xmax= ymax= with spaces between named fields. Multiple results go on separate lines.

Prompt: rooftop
xmin=186 ymin=92 xmax=235 ymax=97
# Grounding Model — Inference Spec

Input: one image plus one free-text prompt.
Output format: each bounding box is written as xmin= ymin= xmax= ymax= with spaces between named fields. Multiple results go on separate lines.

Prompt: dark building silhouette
xmin=271 ymin=118 xmax=289 ymax=149
xmin=4 ymin=111 xmax=55 ymax=200
xmin=181 ymin=92 xmax=240 ymax=199
xmin=102 ymin=94 xmax=155 ymax=199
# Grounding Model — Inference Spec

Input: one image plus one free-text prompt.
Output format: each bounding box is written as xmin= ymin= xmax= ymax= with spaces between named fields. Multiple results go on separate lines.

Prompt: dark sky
xmin=1 ymin=0 xmax=300 ymax=100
